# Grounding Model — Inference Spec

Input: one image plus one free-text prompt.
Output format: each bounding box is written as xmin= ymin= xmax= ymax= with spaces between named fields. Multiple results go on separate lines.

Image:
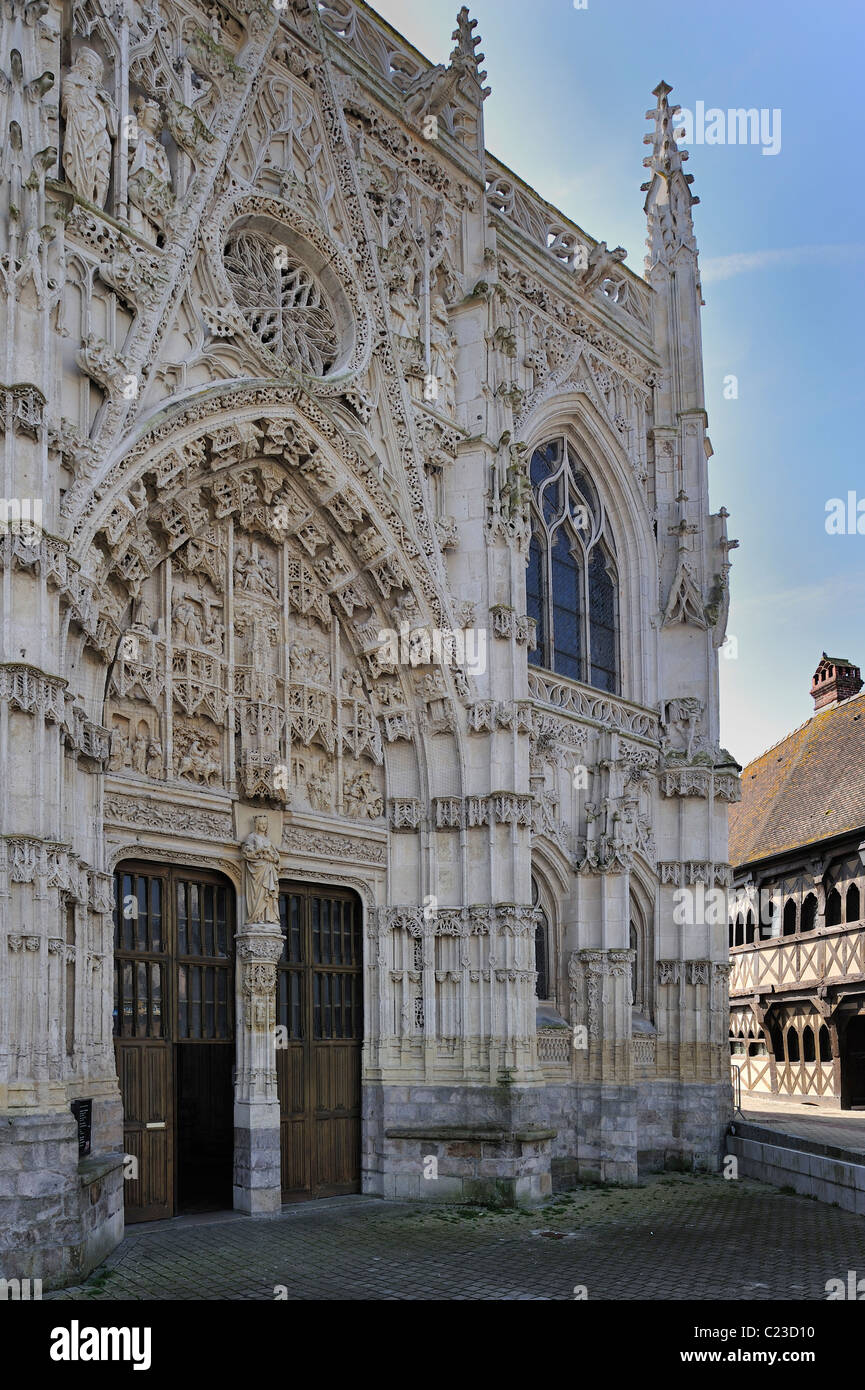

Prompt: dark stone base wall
xmin=363 ymin=1079 xmax=732 ymax=1204
xmin=0 ymin=1108 xmax=124 ymax=1290
xmin=636 ymin=1081 xmax=732 ymax=1173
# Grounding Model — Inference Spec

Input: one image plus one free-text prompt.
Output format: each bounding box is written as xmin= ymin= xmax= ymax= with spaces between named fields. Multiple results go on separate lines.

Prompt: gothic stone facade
xmin=0 ymin=0 xmax=737 ymax=1287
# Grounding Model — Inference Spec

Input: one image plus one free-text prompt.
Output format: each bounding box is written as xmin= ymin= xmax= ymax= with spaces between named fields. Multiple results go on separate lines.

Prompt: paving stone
xmin=41 ymin=1174 xmax=865 ymax=1302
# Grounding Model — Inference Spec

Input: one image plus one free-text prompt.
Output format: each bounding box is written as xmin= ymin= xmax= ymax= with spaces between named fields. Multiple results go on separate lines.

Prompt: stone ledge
xmin=78 ymin=1152 xmax=124 ymax=1186
xmin=385 ymin=1125 xmax=556 ymax=1143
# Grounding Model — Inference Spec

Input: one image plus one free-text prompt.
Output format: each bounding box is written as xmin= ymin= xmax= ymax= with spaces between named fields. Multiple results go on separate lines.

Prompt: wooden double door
xmin=113 ymin=862 xmax=235 ymax=1223
xmin=277 ymin=884 xmax=363 ymax=1199
xmin=114 ymin=866 xmax=363 ymax=1219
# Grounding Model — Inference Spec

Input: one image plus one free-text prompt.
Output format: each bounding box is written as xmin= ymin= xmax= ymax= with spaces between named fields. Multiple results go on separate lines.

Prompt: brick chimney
xmin=810 ymin=652 xmax=863 ymax=712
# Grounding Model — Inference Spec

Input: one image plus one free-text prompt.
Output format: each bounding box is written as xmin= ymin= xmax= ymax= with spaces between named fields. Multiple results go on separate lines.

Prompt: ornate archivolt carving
xmin=66 ymin=396 xmax=451 ymax=634
xmin=102 ymin=500 xmax=392 ymax=808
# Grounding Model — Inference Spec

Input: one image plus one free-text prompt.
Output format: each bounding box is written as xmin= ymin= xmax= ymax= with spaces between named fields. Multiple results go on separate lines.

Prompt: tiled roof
xmin=729 ymin=691 xmax=865 ymax=868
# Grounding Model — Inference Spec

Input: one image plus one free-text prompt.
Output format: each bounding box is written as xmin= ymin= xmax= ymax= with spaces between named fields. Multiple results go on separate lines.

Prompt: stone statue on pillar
xmin=241 ymin=814 xmax=280 ymax=924
xmin=60 ymin=48 xmax=116 ymax=208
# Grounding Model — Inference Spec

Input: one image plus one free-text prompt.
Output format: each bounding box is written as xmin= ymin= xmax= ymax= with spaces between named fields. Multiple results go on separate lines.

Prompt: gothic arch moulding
xmin=70 ymin=391 xmax=472 ymax=864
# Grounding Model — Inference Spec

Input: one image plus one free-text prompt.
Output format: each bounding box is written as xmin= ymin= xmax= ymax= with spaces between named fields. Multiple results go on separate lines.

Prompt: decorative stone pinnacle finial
xmin=641 ymin=79 xmax=689 ymax=182
xmin=450 ymin=6 xmax=488 ymax=89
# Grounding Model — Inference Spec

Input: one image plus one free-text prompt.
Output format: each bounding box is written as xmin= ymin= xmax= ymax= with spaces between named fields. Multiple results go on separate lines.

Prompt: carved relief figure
xmin=428 ymin=287 xmax=456 ymax=415
xmin=343 ymin=770 xmax=383 ymax=819
xmin=234 ymin=547 xmax=278 ymax=600
xmin=127 ymin=97 xmax=174 ymax=243
xmin=307 ymin=765 xmax=332 ymax=811
xmin=131 ymin=728 xmax=148 ymax=774
xmin=241 ymin=815 xmax=281 ymax=924
xmin=108 ymin=725 xmax=125 ymax=772
xmin=172 ymin=595 xmax=203 ymax=646
xmin=176 ymin=730 xmax=221 ymax=784
xmin=146 ymin=736 xmax=163 ymax=778
xmin=61 ymin=48 xmax=116 ymax=208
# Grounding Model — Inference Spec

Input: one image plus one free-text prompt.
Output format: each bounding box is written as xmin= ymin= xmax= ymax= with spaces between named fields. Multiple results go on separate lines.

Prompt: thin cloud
xmin=730 ymin=571 xmax=865 ymax=616
xmin=701 ymin=243 xmax=865 ymax=283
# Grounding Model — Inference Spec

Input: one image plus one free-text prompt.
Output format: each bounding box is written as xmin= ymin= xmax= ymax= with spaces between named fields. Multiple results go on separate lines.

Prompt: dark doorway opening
xmin=177 ymin=1042 xmax=234 ymax=1213
xmin=114 ymin=863 xmax=235 ymax=1221
xmin=841 ymin=1015 xmax=865 ymax=1110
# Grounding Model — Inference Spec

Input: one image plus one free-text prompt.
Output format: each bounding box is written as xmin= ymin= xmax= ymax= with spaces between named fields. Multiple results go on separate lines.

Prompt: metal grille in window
xmin=526 ymin=438 xmax=619 ymax=693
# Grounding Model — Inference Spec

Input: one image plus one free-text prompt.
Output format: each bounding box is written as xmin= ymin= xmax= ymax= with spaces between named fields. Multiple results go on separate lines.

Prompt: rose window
xmin=223 ymin=230 xmax=339 ymax=376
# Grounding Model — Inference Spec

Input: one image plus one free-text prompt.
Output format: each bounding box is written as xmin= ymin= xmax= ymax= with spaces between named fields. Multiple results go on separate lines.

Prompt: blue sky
xmin=371 ymin=0 xmax=865 ymax=767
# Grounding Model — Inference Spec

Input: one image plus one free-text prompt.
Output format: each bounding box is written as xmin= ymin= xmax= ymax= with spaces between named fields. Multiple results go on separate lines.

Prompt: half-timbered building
xmin=729 ymin=654 xmax=865 ymax=1106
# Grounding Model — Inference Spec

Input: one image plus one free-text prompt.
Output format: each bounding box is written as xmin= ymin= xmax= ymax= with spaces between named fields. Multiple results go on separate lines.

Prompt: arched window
xmin=786 ymin=1026 xmax=800 ymax=1062
xmin=783 ymin=899 xmax=797 ymax=936
xmin=846 ymin=883 xmax=861 ymax=923
xmin=629 ymin=893 xmax=654 ymax=1018
xmin=735 ymin=915 xmax=744 ymax=947
xmin=745 ymin=912 xmax=755 ymax=944
xmin=819 ymin=1025 xmax=832 ymax=1062
xmin=531 ymin=876 xmax=550 ymax=1000
xmin=769 ymin=1023 xmax=784 ymax=1061
xmin=526 ymin=439 xmax=619 ymax=692
xmin=803 ymin=1026 xmax=816 ymax=1062
xmin=826 ymin=888 xmax=842 ymax=927
xmin=800 ymin=893 xmax=817 ymax=932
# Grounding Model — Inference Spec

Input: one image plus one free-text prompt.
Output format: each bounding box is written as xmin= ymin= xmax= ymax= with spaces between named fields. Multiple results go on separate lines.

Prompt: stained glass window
xmin=526 ymin=437 xmax=619 ymax=693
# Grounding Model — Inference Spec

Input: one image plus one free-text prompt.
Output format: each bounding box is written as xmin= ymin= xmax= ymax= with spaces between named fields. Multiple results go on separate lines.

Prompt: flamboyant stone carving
xmin=1 ymin=0 xmax=737 ymax=1285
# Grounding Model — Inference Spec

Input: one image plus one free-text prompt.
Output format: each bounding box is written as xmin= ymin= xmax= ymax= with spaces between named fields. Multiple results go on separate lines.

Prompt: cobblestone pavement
xmin=46 ymin=1173 xmax=865 ymax=1301
xmin=740 ymin=1095 xmax=865 ymax=1156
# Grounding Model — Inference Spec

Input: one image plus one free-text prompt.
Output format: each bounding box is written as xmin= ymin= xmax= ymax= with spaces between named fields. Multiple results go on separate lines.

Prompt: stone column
xmin=233 ymin=924 xmax=283 ymax=1215
xmin=233 ymin=813 xmax=283 ymax=1215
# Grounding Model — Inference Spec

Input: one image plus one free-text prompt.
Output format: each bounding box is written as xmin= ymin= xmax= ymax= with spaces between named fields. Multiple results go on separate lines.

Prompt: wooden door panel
xmin=314 ymin=1116 xmax=359 ymax=1191
xmin=278 ymin=887 xmax=362 ymax=1199
xmin=313 ymin=1043 xmax=361 ymax=1112
xmin=115 ymin=1039 xmax=172 ymax=1223
xmin=277 ymin=1045 xmax=306 ymax=1116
